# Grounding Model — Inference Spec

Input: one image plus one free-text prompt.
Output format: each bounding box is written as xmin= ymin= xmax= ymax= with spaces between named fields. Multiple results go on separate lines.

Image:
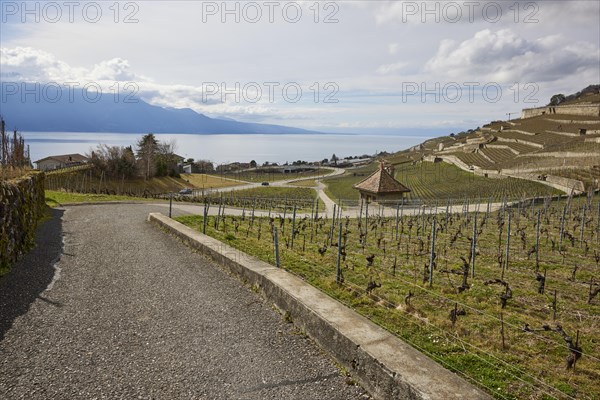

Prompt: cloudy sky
xmin=1 ymin=0 xmax=599 ymax=134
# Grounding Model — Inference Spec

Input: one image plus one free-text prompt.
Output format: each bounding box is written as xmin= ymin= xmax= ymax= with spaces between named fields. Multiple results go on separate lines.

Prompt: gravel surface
xmin=0 ymin=204 xmax=368 ymax=399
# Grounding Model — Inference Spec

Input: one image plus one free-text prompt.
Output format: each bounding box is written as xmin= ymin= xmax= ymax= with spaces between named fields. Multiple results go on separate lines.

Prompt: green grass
xmin=45 ymin=190 xmax=154 ymax=207
xmin=181 ymin=173 xmax=244 ymax=189
xmin=291 ymin=179 xmax=318 ymax=187
xmin=323 ymin=164 xmax=378 ymax=202
xmin=176 ymin=193 xmax=600 ymax=399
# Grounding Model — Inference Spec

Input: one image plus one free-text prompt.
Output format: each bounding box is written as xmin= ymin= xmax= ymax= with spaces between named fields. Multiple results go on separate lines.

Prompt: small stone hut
xmin=353 ymin=162 xmax=411 ymax=203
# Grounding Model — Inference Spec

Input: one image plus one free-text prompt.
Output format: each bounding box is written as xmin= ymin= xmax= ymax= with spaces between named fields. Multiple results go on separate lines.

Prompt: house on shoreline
xmin=34 ymin=153 xmax=89 ymax=171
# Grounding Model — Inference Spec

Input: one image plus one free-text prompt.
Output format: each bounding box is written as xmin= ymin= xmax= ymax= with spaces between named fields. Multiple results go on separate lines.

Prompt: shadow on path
xmin=0 ymin=208 xmax=64 ymax=342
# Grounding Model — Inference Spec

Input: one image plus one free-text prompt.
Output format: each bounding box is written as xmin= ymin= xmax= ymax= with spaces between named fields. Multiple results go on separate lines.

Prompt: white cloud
xmin=0 ymin=47 xmax=80 ymax=82
xmin=424 ymin=29 xmax=600 ymax=83
xmin=0 ymin=46 xmax=345 ymax=125
xmin=88 ymin=58 xmax=139 ymax=81
xmin=376 ymin=61 xmax=408 ymax=75
xmin=0 ymin=0 xmax=597 ymax=131
xmin=0 ymin=47 xmax=216 ymax=109
xmin=0 ymin=47 xmax=147 ymax=83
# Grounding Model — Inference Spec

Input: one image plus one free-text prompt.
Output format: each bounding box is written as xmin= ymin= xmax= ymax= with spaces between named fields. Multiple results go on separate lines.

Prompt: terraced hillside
xmin=393 ymin=161 xmax=558 ymax=200
xmin=481 ymin=148 xmax=515 ymax=164
xmin=447 ymin=151 xmax=496 ymax=170
xmin=384 ymin=88 xmax=600 ymax=193
xmin=485 ymin=141 xmax=538 ymax=154
xmin=323 ymin=161 xmax=559 ymax=202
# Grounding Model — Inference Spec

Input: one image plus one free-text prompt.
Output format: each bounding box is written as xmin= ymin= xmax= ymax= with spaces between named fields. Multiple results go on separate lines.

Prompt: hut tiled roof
xmin=353 ymin=164 xmax=411 ymax=194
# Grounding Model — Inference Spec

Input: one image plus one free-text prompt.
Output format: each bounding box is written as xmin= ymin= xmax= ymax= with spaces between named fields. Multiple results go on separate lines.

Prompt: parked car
xmin=179 ymin=188 xmax=193 ymax=195
xmin=261 ymin=181 xmax=269 ymax=186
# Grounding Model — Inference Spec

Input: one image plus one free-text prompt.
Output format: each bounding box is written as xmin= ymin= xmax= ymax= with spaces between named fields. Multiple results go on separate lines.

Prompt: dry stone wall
xmin=522 ymin=104 xmax=600 ymax=119
xmin=0 ymin=172 xmax=46 ymax=272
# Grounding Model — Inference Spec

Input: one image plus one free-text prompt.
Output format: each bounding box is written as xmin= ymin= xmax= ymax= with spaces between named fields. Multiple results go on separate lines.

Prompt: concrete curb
xmin=148 ymin=212 xmax=491 ymax=400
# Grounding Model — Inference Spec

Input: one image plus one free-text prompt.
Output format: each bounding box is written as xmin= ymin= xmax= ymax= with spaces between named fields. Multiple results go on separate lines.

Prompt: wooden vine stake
xmin=535 ymin=210 xmax=541 ymax=273
xmin=500 ymin=311 xmax=506 ymax=350
xmin=553 ymin=290 xmax=558 ymax=321
xmin=202 ymin=202 xmax=209 ymax=234
xmin=364 ymin=201 xmax=369 ymax=244
xmin=471 ymin=212 xmax=477 ymax=278
xmin=336 ymin=222 xmax=343 ymax=285
xmin=580 ymin=206 xmax=586 ymax=246
xmin=573 ymin=330 xmax=580 ymax=371
xmin=358 ymin=198 xmax=363 ymax=230
xmin=329 ymin=204 xmax=337 ymax=245
xmin=559 ymin=204 xmax=566 ymax=252
xmin=273 ymin=226 xmax=280 ymax=268
xmin=395 ymin=202 xmax=400 ymax=240
xmin=596 ymin=200 xmax=600 ymax=245
xmin=428 ymin=217 xmax=437 ymax=287
xmin=503 ymin=212 xmax=512 ymax=279
xmin=291 ymin=204 xmax=297 ymax=249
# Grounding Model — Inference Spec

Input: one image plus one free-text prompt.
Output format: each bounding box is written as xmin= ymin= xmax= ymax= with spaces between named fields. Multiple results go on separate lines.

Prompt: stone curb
xmin=148 ymin=212 xmax=491 ymax=400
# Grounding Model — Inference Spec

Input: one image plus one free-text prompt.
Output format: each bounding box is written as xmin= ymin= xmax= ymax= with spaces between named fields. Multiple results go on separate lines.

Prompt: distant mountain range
xmin=0 ymin=82 xmax=318 ymax=134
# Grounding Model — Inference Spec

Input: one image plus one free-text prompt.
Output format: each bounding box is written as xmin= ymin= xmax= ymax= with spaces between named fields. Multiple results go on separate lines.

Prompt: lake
xmin=23 ymin=132 xmax=430 ymax=165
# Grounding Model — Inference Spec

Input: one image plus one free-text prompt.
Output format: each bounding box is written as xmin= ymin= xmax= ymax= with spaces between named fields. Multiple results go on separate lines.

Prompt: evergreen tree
xmin=136 ymin=133 xmax=159 ymax=179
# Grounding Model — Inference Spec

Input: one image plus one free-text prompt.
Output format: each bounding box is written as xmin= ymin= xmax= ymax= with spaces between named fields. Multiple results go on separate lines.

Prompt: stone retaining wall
xmin=496 ymin=136 xmax=544 ymax=149
xmin=0 ymin=172 xmax=46 ymax=272
xmin=501 ymin=171 xmax=585 ymax=194
xmin=544 ymin=175 xmax=586 ymax=193
xmin=522 ymin=104 xmax=600 ymax=118
xmin=504 ymin=129 xmax=536 ymax=136
xmin=521 ymin=151 xmax=599 ymax=158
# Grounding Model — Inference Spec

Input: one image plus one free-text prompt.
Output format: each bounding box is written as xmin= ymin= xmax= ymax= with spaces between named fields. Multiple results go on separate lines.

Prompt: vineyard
xmin=0 ymin=118 xmax=30 ymax=180
xmin=176 ymin=187 xmax=324 ymax=214
xmin=323 ymin=162 xmax=560 ymax=204
xmin=448 ymin=152 xmax=497 ymax=170
xmin=177 ymin=191 xmax=600 ymax=399
xmin=481 ymin=148 xmax=517 ymax=164
xmin=486 ymin=142 xmax=538 ymax=155
xmin=542 ymin=139 xmax=600 ymax=154
xmin=222 ymin=167 xmax=327 ymax=183
xmin=43 ymin=167 xmax=245 ymax=198
xmin=394 ymin=162 xmax=561 ymax=201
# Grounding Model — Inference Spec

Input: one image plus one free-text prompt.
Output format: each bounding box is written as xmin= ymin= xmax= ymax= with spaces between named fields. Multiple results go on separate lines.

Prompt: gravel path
xmin=0 ymin=204 xmax=368 ymax=399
